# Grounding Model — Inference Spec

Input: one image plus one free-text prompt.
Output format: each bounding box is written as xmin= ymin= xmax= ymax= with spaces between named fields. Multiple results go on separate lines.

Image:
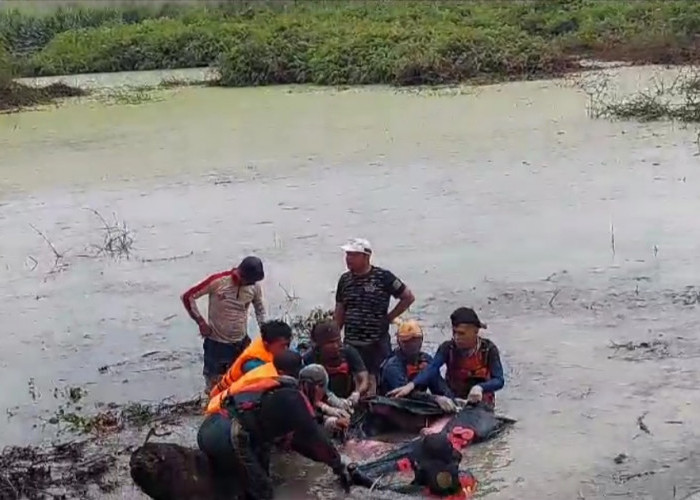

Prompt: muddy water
xmin=2 ymin=66 xmax=700 ymax=499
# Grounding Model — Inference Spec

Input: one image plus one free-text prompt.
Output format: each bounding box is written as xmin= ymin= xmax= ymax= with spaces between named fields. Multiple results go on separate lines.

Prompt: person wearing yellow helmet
xmin=379 ymin=319 xmax=450 ymax=399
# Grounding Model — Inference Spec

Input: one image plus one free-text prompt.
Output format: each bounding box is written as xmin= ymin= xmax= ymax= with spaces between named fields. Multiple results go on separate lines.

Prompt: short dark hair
xmin=273 ymin=350 xmax=302 ymax=378
xmin=310 ymin=320 xmax=340 ymax=344
xmin=260 ymin=320 xmax=293 ymax=343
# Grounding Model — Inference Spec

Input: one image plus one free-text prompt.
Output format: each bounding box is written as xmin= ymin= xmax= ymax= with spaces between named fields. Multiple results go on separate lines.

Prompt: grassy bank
xmin=1 ymin=38 xmax=85 ymax=112
xmin=3 ymin=1 xmax=700 ymax=87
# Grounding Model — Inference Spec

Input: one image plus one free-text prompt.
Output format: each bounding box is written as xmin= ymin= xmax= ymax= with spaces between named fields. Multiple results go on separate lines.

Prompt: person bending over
xmin=198 ymin=350 xmax=352 ymax=499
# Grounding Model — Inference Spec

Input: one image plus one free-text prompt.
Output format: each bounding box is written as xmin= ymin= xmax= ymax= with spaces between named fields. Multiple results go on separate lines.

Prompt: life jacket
xmin=405 ymin=352 xmax=431 ymax=380
xmin=219 ymin=375 xmax=314 ymax=438
xmin=210 ymin=336 xmax=273 ymax=397
xmin=205 ymin=362 xmax=278 ymax=415
xmin=311 ymin=348 xmax=354 ymax=399
xmin=445 ymin=339 xmax=495 ymax=406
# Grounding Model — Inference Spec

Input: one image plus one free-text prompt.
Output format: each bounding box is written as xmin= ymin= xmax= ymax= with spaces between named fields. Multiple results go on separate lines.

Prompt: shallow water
xmin=2 ymin=66 xmax=700 ymax=499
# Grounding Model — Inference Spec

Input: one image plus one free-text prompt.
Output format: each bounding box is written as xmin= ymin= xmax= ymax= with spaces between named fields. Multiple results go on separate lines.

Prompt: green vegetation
xmin=577 ymin=68 xmax=700 ymax=123
xmin=0 ymin=36 xmax=86 ymax=112
xmin=2 ymin=1 xmax=700 ymax=87
xmin=0 ymin=37 xmax=11 ymax=88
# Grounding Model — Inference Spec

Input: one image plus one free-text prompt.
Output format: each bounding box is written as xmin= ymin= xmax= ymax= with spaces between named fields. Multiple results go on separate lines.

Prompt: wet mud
xmin=2 ymin=66 xmax=700 ymax=499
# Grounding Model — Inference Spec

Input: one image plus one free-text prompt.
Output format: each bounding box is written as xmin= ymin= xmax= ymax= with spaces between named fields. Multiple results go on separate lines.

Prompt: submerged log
xmin=129 ymin=441 xmax=233 ymax=500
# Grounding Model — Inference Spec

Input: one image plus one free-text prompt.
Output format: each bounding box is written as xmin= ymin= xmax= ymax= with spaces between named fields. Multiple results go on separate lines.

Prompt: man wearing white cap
xmin=334 ymin=238 xmax=415 ymax=395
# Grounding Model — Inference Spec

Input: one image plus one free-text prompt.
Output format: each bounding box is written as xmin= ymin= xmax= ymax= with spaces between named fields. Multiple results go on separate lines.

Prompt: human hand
xmin=198 ymin=322 xmax=212 ymax=338
xmin=338 ymin=398 xmax=354 ymax=412
xmin=434 ymin=395 xmax=458 ymax=413
xmin=467 ymin=385 xmax=483 ymax=403
xmin=325 ymin=406 xmax=351 ymax=420
xmin=348 ymin=391 xmax=361 ymax=406
xmin=387 ymin=382 xmax=415 ymax=398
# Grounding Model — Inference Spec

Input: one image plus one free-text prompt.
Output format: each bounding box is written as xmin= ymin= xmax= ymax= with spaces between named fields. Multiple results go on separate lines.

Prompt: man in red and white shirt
xmin=181 ymin=256 xmax=267 ymax=391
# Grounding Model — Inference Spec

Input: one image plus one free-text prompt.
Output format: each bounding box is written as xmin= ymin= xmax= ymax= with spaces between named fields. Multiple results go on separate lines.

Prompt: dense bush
xmin=5 ymin=1 xmax=700 ymax=86
xmin=28 ymin=18 xmax=250 ymax=75
xmin=0 ymin=39 xmax=12 ymax=88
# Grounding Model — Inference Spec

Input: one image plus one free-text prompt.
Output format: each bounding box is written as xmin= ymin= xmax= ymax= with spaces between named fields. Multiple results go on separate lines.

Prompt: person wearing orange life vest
xmin=206 ymin=359 xmax=279 ymax=416
xmin=379 ymin=319 xmax=451 ymax=400
xmin=198 ymin=350 xmax=354 ymax=499
xmin=387 ymin=308 xmax=504 ymax=409
xmin=302 ymin=320 xmax=369 ymax=404
xmin=210 ymin=320 xmax=293 ymax=398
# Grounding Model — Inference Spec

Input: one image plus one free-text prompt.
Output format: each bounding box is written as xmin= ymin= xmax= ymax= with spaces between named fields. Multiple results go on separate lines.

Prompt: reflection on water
xmin=1 ymin=66 xmax=700 ymax=498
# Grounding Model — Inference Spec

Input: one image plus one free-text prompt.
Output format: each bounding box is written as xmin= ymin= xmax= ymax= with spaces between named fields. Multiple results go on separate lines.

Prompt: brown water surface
xmin=1 ymin=66 xmax=700 ymax=499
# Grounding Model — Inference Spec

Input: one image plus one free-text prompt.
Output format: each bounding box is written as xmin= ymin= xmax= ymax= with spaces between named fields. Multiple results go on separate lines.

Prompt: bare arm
xmin=333 ymin=275 xmax=346 ymax=329
xmin=333 ymin=302 xmax=345 ymax=330
xmin=252 ymin=283 xmax=266 ymax=325
xmin=354 ymin=371 xmax=370 ymax=396
xmin=388 ymin=287 xmax=415 ymax=322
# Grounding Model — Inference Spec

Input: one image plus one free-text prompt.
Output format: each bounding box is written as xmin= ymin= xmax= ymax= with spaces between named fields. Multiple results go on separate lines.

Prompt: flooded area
xmin=2 ymin=65 xmax=700 ymax=499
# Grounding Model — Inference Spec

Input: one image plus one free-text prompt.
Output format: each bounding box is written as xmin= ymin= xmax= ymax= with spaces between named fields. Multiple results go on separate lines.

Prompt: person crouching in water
xmin=303 ymin=320 xmax=370 ymax=407
xmin=299 ymin=364 xmax=353 ymax=436
xmin=198 ymin=350 xmax=353 ymax=499
xmin=209 ymin=320 xmax=293 ymax=400
xmin=379 ymin=319 xmax=455 ymax=412
xmin=388 ymin=308 xmax=504 ymax=409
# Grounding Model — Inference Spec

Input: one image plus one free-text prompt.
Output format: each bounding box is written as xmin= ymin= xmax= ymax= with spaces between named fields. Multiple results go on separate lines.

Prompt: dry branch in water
xmin=49 ymin=395 xmax=203 ymax=436
xmin=573 ymin=67 xmax=700 ymax=126
xmin=29 ymin=223 xmax=69 ymax=276
xmin=85 ymin=208 xmax=134 ymax=259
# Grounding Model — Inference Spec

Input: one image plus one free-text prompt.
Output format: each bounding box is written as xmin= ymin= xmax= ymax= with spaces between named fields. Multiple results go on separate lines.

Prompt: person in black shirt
xmin=334 ymin=238 xmax=415 ymax=395
xmin=303 ymin=320 xmax=369 ymax=402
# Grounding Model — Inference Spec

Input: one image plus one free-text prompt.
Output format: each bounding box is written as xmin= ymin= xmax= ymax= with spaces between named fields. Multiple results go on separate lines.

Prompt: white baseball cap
xmin=341 ymin=237 xmax=372 ymax=255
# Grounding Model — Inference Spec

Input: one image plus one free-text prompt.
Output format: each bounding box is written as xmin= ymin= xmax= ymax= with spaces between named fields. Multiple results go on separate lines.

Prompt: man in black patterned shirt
xmin=333 ymin=238 xmax=415 ymax=396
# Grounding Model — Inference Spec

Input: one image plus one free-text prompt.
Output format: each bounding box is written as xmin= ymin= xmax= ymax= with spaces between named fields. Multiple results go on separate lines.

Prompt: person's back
xmin=198 ymin=350 xmax=351 ymax=499
xmin=205 ymin=361 xmax=278 ymax=415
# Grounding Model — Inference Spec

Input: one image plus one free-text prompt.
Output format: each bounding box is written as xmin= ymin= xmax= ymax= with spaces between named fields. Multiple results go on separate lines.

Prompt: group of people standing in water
xmin=180 ymin=237 xmax=505 ymax=498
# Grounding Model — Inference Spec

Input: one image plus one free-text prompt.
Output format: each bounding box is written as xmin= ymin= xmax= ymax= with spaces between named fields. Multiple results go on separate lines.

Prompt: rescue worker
xmin=198 ymin=350 xmax=353 ymax=499
xmin=387 ymin=308 xmax=504 ymax=409
xmin=210 ymin=320 xmax=293 ymax=398
xmin=299 ymin=364 xmax=352 ymax=436
xmin=379 ymin=319 xmax=450 ymax=397
xmin=302 ymin=320 xmax=369 ymax=403
xmin=181 ymin=255 xmax=266 ymax=391
xmin=334 ymin=238 xmax=415 ymax=395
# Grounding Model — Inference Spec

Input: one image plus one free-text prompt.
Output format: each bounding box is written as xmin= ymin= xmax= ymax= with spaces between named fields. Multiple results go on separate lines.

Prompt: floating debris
xmin=0 ymin=439 xmax=117 ymax=499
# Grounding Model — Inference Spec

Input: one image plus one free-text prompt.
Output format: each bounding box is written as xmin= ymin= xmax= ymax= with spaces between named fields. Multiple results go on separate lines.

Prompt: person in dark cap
xmin=387 ymin=308 xmax=504 ymax=409
xmin=181 ymin=255 xmax=267 ymax=392
xmin=303 ymin=320 xmax=370 ymax=406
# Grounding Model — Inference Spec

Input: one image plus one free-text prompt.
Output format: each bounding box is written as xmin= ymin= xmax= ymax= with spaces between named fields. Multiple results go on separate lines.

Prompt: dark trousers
xmin=197 ymin=412 xmax=273 ymax=500
xmin=349 ymin=335 xmax=392 ymax=377
xmin=202 ymin=336 xmax=251 ymax=391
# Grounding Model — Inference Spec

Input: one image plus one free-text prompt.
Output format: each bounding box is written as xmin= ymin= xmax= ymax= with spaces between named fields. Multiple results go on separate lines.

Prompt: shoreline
xmin=1 ymin=1 xmax=700 ymax=89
